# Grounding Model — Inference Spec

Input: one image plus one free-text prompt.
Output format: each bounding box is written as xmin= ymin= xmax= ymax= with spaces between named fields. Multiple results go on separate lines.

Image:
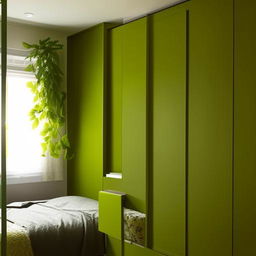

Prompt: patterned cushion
xmin=123 ymin=208 xmax=145 ymax=246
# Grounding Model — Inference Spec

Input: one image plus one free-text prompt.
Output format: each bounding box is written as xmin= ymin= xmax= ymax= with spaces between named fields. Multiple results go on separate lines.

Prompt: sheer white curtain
xmin=6 ymin=66 xmax=64 ymax=184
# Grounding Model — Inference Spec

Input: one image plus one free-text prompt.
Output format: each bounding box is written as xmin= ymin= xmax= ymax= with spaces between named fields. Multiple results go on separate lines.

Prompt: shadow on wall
xmin=7 ymin=181 xmax=66 ymax=203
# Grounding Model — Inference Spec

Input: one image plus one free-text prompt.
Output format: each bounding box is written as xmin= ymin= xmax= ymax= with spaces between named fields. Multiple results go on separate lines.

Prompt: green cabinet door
xmin=121 ymin=17 xmax=148 ymax=212
xmin=98 ymin=191 xmax=124 ymax=240
xmin=151 ymin=6 xmax=187 ymax=256
xmin=104 ymin=18 xmax=148 ymax=213
xmin=234 ymin=0 xmax=256 ymax=255
xmin=188 ymin=0 xmax=233 ymax=256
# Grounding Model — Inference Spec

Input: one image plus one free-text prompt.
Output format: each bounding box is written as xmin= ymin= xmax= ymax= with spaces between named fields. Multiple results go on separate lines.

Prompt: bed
xmin=6 ymin=196 xmax=105 ymax=256
xmin=5 ymin=195 xmax=146 ymax=256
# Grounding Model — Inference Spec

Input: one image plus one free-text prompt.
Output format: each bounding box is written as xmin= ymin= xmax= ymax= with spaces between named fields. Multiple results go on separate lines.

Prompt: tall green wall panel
xmin=151 ymin=6 xmax=186 ymax=256
xmin=103 ymin=18 xmax=148 ymax=213
xmin=107 ymin=27 xmax=123 ymax=173
xmin=67 ymin=24 xmax=108 ymax=199
xmin=234 ymin=0 xmax=256 ymax=255
xmin=121 ymin=17 xmax=147 ymax=212
xmin=189 ymin=0 xmax=233 ymax=256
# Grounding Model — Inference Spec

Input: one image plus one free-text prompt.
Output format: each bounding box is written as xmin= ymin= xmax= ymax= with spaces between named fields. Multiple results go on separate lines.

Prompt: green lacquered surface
xmin=106 ymin=237 xmax=122 ymax=256
xmin=107 ymin=28 xmax=123 ymax=173
xmin=234 ymin=0 xmax=256 ymax=255
xmin=98 ymin=191 xmax=124 ymax=240
xmin=121 ymin=17 xmax=147 ymax=212
xmin=151 ymin=6 xmax=186 ymax=256
xmin=189 ymin=0 xmax=233 ymax=256
xmin=67 ymin=24 xmax=106 ymax=199
xmin=103 ymin=18 xmax=148 ymax=213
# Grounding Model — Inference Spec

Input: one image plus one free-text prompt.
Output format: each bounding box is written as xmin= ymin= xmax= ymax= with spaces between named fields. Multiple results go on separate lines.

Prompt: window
xmin=4 ymin=51 xmax=64 ymax=184
xmin=7 ymin=75 xmax=44 ymax=183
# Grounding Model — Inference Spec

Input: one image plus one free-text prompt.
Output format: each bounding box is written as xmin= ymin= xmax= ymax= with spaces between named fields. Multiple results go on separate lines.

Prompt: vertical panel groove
xmin=185 ymin=9 xmax=190 ymax=256
xmin=232 ymin=0 xmax=235 ymax=255
xmin=103 ymin=24 xmax=109 ymax=178
xmin=146 ymin=15 xmax=153 ymax=249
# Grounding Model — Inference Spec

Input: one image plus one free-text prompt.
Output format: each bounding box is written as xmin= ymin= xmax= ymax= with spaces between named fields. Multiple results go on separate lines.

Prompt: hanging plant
xmin=23 ymin=37 xmax=73 ymax=159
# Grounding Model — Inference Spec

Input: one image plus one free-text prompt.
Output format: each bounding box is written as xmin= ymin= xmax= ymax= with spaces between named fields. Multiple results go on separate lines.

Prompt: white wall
xmin=7 ymin=21 xmax=69 ymax=203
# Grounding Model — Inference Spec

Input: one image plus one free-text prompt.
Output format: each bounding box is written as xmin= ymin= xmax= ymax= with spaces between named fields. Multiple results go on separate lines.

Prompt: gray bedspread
xmin=7 ymin=196 xmax=105 ymax=256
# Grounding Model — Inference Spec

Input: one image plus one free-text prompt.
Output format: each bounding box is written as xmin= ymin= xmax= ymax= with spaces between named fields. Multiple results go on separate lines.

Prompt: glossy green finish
xmin=151 ymin=6 xmax=186 ymax=256
xmin=234 ymin=1 xmax=256 ymax=255
xmin=67 ymin=24 xmax=107 ymax=199
xmin=189 ymin=1 xmax=233 ymax=256
xmin=103 ymin=18 xmax=148 ymax=213
xmin=107 ymin=28 xmax=123 ymax=173
xmin=98 ymin=191 xmax=124 ymax=240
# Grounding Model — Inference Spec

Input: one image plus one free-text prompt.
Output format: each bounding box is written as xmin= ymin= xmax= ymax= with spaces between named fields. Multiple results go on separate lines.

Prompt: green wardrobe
xmin=67 ymin=0 xmax=256 ymax=256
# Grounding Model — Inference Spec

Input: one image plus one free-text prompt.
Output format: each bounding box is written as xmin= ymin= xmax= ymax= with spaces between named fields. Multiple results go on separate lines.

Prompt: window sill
xmin=7 ymin=174 xmax=43 ymax=185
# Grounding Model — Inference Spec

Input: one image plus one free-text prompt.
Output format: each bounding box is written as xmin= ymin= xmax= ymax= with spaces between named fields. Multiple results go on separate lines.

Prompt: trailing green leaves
xmin=23 ymin=38 xmax=73 ymax=159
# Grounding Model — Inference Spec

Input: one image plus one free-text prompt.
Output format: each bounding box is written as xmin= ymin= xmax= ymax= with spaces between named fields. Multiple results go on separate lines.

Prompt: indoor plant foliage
xmin=23 ymin=38 xmax=73 ymax=159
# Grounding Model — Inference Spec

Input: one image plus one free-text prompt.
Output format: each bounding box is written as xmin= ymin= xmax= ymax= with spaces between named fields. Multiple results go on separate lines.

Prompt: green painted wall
xmin=151 ymin=6 xmax=186 ymax=256
xmin=188 ymin=0 xmax=233 ymax=256
xmin=103 ymin=18 xmax=148 ymax=213
xmin=67 ymin=24 xmax=107 ymax=199
xmin=234 ymin=0 xmax=256 ymax=255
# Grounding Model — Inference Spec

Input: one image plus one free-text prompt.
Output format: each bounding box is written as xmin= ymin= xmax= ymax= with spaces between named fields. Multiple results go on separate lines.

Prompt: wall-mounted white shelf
xmin=106 ymin=172 xmax=122 ymax=179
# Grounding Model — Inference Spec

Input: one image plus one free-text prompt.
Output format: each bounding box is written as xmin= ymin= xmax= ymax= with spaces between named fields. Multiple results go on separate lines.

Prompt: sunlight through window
xmin=6 ymin=75 xmax=44 ymax=180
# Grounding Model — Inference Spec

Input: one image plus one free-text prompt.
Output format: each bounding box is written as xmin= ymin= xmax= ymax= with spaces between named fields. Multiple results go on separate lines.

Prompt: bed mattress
xmin=6 ymin=196 xmax=104 ymax=256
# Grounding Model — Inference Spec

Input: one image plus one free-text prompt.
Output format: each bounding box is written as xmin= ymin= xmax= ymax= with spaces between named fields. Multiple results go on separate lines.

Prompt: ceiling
xmin=8 ymin=0 xmax=182 ymax=33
